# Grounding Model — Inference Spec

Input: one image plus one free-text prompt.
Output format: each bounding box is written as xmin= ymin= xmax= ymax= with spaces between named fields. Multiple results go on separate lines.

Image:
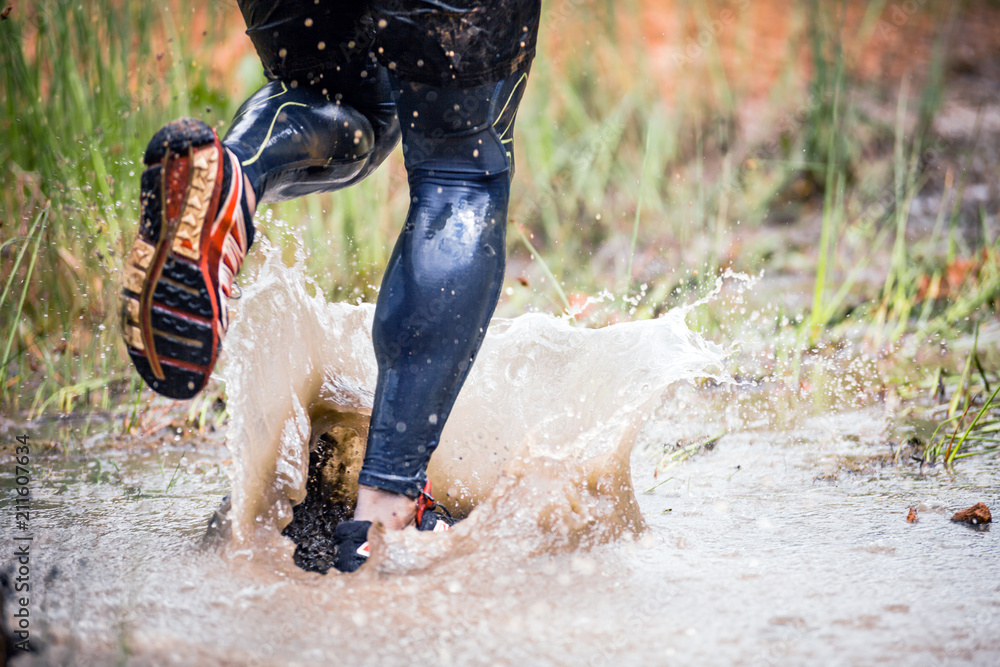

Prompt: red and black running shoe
xmin=120 ymin=118 xmax=253 ymax=399
xmin=331 ymin=482 xmax=457 ymax=573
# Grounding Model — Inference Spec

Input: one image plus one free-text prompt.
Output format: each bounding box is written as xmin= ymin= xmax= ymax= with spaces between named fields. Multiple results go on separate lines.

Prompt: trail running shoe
xmin=332 ymin=482 xmax=457 ymax=573
xmin=120 ymin=118 xmax=253 ymax=399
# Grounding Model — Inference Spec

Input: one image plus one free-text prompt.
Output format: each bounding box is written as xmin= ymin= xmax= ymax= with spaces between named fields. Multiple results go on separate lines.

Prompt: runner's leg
xmin=356 ymin=0 xmax=541 ymax=507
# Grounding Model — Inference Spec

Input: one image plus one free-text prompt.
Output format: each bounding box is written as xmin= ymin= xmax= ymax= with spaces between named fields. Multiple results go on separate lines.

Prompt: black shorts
xmin=237 ymin=0 xmax=541 ymax=88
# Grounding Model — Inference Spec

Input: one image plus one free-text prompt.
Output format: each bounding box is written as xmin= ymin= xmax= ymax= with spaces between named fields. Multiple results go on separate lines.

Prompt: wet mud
xmin=2 ymin=246 xmax=998 ymax=665
xmin=3 ymin=402 xmax=998 ymax=666
xmin=282 ymin=426 xmax=364 ymax=574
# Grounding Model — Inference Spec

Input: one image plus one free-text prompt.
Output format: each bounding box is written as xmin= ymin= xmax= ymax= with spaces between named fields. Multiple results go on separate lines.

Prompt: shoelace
xmin=415 ymin=480 xmax=453 ymax=528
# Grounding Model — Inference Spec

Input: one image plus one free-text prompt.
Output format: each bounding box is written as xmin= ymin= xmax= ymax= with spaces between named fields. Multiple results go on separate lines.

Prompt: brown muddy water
xmin=2 ymin=243 xmax=998 ymax=666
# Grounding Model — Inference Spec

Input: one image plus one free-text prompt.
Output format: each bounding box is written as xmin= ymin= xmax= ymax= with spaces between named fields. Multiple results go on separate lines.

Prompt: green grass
xmin=2 ymin=0 xmax=998 ymax=468
xmin=922 ymin=326 xmax=1000 ymax=469
xmin=0 ymin=0 xmax=232 ymax=413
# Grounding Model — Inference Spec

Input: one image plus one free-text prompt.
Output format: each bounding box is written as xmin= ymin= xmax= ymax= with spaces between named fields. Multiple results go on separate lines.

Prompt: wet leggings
xmin=221 ymin=63 xmax=530 ymax=499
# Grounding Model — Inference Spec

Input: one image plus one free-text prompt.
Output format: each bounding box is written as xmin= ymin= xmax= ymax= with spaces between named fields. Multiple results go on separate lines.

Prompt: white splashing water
xmin=218 ymin=239 xmax=729 ymax=569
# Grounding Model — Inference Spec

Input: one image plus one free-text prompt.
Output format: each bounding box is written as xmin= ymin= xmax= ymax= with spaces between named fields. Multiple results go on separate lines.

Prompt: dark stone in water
xmin=201 ymin=494 xmax=232 ymax=548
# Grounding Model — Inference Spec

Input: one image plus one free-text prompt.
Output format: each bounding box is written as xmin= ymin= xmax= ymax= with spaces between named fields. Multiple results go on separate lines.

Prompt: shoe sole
xmin=120 ymin=119 xmax=227 ymax=399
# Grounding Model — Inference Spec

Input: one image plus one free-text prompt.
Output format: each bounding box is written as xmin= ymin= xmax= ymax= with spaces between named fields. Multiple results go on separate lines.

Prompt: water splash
xmin=217 ymin=239 xmax=728 ymax=570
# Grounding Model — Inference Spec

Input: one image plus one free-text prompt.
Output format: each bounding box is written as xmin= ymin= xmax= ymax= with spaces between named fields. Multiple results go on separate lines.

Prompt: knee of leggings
xmin=223 ymin=80 xmax=401 ymax=203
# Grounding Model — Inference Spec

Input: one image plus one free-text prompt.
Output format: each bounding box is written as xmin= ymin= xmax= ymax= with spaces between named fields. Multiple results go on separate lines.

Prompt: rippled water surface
xmin=2 ymin=247 xmax=997 ymax=666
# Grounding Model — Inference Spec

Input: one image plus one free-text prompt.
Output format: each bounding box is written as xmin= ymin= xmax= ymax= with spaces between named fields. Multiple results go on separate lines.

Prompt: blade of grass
xmin=1 ymin=205 xmax=49 ymax=387
xmin=625 ymin=120 xmax=653 ymax=293
xmin=945 ymin=383 xmax=1000 ymax=469
xmin=514 ymin=223 xmax=570 ymax=313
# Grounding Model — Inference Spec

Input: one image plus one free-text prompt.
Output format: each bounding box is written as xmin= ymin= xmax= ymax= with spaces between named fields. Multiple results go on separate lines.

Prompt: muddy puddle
xmin=3 ymin=244 xmax=998 ymax=666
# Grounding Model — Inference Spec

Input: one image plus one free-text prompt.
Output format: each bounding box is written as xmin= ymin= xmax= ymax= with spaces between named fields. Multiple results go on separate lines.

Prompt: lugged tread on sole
xmin=153 ymin=279 xmax=214 ymax=320
xmin=121 ymin=263 xmax=214 ymax=322
xmin=123 ymin=116 xmax=237 ymax=401
xmin=131 ymin=328 xmax=211 ymax=368
xmin=121 ymin=297 xmax=215 ymax=366
xmin=128 ymin=350 xmax=207 ymax=400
